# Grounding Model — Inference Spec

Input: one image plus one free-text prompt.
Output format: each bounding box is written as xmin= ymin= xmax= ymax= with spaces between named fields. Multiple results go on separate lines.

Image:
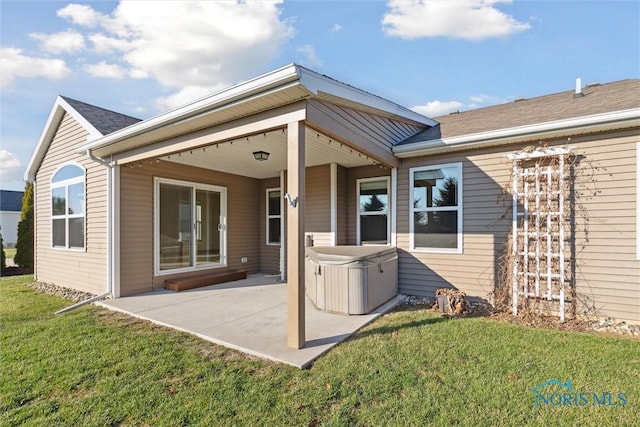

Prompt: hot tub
xmin=305 ymin=246 xmax=398 ymax=315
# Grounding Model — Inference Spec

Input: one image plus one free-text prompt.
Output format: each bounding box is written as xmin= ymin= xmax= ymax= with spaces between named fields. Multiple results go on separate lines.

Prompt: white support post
xmin=534 ymin=163 xmax=541 ymax=298
xmin=330 ymin=162 xmax=337 ymax=246
xmin=546 ymin=168 xmax=552 ymax=300
xmin=112 ymin=165 xmax=121 ymax=298
xmin=391 ymin=167 xmax=397 ymax=247
xmin=558 ymin=154 xmax=565 ymax=322
xmin=280 ymin=170 xmax=286 ymax=282
xmin=523 ymin=169 xmax=529 ymax=299
xmin=512 ymin=159 xmax=519 ymax=317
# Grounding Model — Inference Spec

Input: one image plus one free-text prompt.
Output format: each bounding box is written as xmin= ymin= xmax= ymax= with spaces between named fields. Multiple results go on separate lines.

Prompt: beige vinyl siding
xmin=346 ymin=165 xmax=391 ymax=245
xmin=305 ymin=165 xmax=332 ymax=246
xmin=336 ymin=165 xmax=348 ymax=245
xmin=397 ymin=129 xmax=640 ymax=323
xmin=260 ymin=177 xmax=281 ymax=274
xmin=34 ymin=113 xmax=107 ymax=294
xmin=119 ymin=160 xmax=261 ymax=295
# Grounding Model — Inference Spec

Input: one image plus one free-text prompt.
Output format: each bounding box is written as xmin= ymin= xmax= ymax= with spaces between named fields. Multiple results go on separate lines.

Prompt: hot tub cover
xmin=306 ymin=246 xmax=397 ymax=266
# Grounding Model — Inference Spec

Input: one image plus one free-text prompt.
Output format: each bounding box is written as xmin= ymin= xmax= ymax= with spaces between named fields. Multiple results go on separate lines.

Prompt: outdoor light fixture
xmin=253 ymin=150 xmax=270 ymax=161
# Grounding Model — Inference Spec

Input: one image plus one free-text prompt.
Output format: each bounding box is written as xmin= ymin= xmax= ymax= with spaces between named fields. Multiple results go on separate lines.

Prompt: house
xmin=0 ymin=190 xmax=24 ymax=247
xmin=24 ymin=65 xmax=640 ymax=349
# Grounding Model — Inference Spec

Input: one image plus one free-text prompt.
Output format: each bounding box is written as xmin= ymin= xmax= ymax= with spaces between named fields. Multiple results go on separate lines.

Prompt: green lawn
xmin=1 ymin=275 xmax=638 ymax=426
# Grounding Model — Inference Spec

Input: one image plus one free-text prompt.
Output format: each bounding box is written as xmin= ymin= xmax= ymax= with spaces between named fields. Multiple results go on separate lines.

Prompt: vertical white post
xmin=112 ymin=164 xmax=121 ymax=298
xmin=534 ymin=163 xmax=540 ymax=298
xmin=523 ymin=169 xmax=529 ymax=298
xmin=512 ymin=159 xmax=519 ymax=316
xmin=391 ymin=167 xmax=397 ymax=247
xmin=287 ymin=121 xmax=305 ymax=349
xmin=546 ymin=168 xmax=552 ymax=300
xmin=280 ymin=170 xmax=286 ymax=282
xmin=330 ymin=162 xmax=337 ymax=246
xmin=558 ymin=155 xmax=565 ymax=322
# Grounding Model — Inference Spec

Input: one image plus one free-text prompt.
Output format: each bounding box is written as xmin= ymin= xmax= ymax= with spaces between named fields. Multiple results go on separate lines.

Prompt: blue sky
xmin=1 ymin=0 xmax=638 ymax=191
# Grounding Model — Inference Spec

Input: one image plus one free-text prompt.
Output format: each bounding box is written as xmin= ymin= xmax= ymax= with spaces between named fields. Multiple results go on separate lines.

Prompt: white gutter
xmin=55 ymin=292 xmax=111 ymax=314
xmin=78 ymin=64 xmax=302 ymax=153
xmin=86 ymin=150 xmax=114 ymax=298
xmin=78 ymin=64 xmax=436 ymax=156
xmin=394 ymin=108 xmax=640 ymax=158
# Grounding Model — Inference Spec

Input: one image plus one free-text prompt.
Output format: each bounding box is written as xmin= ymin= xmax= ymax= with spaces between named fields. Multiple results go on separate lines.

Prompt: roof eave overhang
xmin=393 ymin=108 xmax=640 ymax=158
xmin=78 ymin=64 xmax=436 ymax=159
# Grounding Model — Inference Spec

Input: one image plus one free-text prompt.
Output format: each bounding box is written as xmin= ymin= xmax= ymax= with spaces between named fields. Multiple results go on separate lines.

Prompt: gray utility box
xmin=305 ymin=246 xmax=398 ymax=315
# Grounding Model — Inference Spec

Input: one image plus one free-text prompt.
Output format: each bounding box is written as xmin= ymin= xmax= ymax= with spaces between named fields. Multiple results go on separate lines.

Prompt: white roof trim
xmin=394 ymin=108 xmax=640 ymax=158
xmin=297 ymin=67 xmax=437 ymax=127
xmin=24 ymin=96 xmax=103 ymax=182
xmin=78 ymin=64 xmax=302 ymax=153
xmin=78 ymin=63 xmax=435 ymax=155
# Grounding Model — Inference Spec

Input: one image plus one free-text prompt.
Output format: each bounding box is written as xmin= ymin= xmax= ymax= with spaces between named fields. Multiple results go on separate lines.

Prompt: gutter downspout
xmin=86 ymin=149 xmax=114 ymax=298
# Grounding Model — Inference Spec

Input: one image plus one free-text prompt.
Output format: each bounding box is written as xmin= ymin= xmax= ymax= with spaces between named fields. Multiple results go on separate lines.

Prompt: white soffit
xmin=157 ymin=128 xmax=376 ymax=179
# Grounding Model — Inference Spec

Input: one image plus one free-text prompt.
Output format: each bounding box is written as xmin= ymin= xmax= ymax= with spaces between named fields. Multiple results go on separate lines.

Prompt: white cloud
xmin=297 ymin=45 xmax=322 ymax=68
xmin=0 ymin=48 xmax=71 ymax=89
xmin=29 ymin=30 xmax=86 ymax=54
xmin=58 ymin=3 xmax=105 ymax=27
xmin=88 ymin=33 xmax=131 ymax=54
xmin=468 ymin=93 xmax=507 ymax=108
xmin=0 ymin=149 xmax=23 ymax=183
xmin=411 ymin=100 xmax=464 ymax=117
xmin=84 ymin=61 xmax=126 ymax=79
xmin=382 ymin=0 xmax=530 ymax=40
xmin=154 ymin=84 xmax=228 ymax=110
xmin=331 ymin=23 xmax=343 ymax=32
xmin=62 ymin=1 xmax=293 ymax=107
xmin=128 ymin=68 xmax=149 ymax=79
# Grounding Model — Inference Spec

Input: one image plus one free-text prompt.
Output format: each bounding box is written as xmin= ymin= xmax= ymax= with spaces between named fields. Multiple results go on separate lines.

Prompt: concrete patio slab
xmin=97 ymin=274 xmax=401 ymax=368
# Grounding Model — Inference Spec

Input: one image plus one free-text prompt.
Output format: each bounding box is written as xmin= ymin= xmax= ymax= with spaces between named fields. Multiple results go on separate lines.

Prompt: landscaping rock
xmin=29 ymin=282 xmax=97 ymax=302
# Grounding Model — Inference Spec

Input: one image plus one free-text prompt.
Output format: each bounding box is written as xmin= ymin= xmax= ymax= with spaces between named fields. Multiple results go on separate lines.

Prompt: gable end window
xmin=51 ymin=163 xmax=85 ymax=249
xmin=410 ymin=163 xmax=463 ymax=253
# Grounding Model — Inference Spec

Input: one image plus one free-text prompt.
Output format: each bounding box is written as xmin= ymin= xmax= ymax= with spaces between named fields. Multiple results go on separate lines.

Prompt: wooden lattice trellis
xmin=508 ymin=146 xmax=572 ymax=321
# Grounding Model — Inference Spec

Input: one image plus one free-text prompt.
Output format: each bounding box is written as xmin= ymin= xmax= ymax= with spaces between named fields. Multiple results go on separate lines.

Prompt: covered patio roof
xmin=78 ymin=64 xmax=435 ymax=170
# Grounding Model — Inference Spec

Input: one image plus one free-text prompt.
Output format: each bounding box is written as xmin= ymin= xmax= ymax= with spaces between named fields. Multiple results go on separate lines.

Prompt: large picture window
xmin=357 ymin=177 xmax=390 ymax=245
xmin=51 ymin=163 xmax=85 ymax=249
xmin=266 ymin=188 xmax=281 ymax=245
xmin=155 ymin=178 xmax=226 ymax=274
xmin=410 ymin=163 xmax=462 ymax=253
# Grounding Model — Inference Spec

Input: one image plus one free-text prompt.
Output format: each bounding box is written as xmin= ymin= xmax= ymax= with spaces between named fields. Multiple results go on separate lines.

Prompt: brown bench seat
xmin=165 ymin=270 xmax=248 ymax=292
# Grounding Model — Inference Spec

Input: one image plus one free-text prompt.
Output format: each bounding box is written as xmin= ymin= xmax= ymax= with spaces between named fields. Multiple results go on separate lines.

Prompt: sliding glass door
xmin=156 ymin=179 xmax=226 ymax=274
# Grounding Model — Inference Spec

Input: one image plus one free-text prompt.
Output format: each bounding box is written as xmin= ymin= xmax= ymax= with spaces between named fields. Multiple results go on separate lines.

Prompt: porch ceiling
xmin=160 ymin=127 xmax=378 ymax=179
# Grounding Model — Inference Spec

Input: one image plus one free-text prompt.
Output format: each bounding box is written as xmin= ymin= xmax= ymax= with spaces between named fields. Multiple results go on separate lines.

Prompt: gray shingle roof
xmin=430 ymin=79 xmax=640 ymax=139
xmin=0 ymin=190 xmax=24 ymax=212
xmin=61 ymin=96 xmax=141 ymax=136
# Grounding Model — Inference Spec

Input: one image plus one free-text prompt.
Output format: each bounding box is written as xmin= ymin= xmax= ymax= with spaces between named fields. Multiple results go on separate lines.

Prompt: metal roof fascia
xmin=297 ymin=66 xmax=437 ymax=127
xmin=77 ymin=64 xmax=303 ymax=154
xmin=393 ymin=108 xmax=640 ymax=158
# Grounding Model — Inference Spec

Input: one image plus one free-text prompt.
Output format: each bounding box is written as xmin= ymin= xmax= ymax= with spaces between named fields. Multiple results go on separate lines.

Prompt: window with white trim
xmin=266 ymin=188 xmax=281 ymax=245
xmin=410 ymin=163 xmax=462 ymax=253
xmin=51 ymin=164 xmax=85 ymax=249
xmin=357 ymin=177 xmax=390 ymax=245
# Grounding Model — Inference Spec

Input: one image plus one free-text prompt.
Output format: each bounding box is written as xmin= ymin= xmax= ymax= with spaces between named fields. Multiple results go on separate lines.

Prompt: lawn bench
xmin=165 ymin=270 xmax=247 ymax=292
